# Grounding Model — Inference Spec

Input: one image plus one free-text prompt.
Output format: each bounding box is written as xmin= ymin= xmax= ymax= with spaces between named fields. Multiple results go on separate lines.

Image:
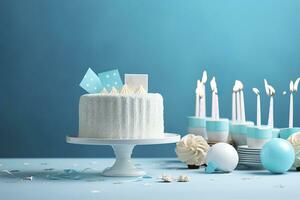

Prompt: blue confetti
xmin=80 ymin=68 xmax=103 ymax=93
xmin=98 ymin=69 xmax=123 ymax=91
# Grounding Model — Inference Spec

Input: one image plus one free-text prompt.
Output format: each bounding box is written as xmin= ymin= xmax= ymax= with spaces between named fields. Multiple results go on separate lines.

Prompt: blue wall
xmin=1 ymin=0 xmax=300 ymax=157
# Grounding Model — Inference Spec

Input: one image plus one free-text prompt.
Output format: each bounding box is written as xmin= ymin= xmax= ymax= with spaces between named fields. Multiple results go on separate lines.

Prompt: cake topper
xmin=98 ymin=69 xmax=123 ymax=92
xmin=125 ymin=74 xmax=148 ymax=92
xmin=252 ymin=88 xmax=261 ymax=126
xmin=264 ymin=79 xmax=275 ymax=128
xmin=288 ymin=77 xmax=300 ymax=128
xmin=80 ymin=68 xmax=103 ymax=93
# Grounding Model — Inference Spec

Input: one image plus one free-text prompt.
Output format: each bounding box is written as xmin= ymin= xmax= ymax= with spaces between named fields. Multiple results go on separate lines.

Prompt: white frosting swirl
xmin=100 ymin=88 xmax=108 ymax=95
xmin=110 ymin=87 xmax=119 ymax=95
xmin=288 ymin=132 xmax=300 ymax=150
xmin=288 ymin=132 xmax=300 ymax=167
xmin=120 ymin=84 xmax=132 ymax=94
xmin=135 ymin=85 xmax=147 ymax=95
xmin=175 ymin=134 xmax=209 ymax=166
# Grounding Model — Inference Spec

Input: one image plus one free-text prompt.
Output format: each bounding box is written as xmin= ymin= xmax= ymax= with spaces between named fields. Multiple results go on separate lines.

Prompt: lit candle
xmin=240 ymin=82 xmax=246 ymax=123
xmin=268 ymin=95 xmax=274 ymax=128
xmin=195 ymin=80 xmax=200 ymax=117
xmin=232 ymin=90 xmax=236 ymax=121
xmin=210 ymin=77 xmax=217 ymax=120
xmin=215 ymin=90 xmax=219 ymax=120
xmin=236 ymin=91 xmax=241 ymax=122
xmin=201 ymin=70 xmax=208 ymax=118
xmin=289 ymin=80 xmax=294 ymax=128
xmin=264 ymin=80 xmax=275 ymax=128
xmin=252 ymin=88 xmax=261 ymax=126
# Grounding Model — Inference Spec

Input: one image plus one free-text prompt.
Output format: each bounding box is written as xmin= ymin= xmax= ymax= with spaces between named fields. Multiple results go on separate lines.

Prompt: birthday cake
xmin=78 ymin=69 xmax=164 ymax=139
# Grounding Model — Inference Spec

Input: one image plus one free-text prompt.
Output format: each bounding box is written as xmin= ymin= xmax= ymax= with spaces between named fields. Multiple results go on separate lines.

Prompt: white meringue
xmin=120 ymin=84 xmax=132 ymax=94
xmin=178 ymin=175 xmax=189 ymax=182
xmin=175 ymin=134 xmax=209 ymax=166
xmin=288 ymin=132 xmax=300 ymax=167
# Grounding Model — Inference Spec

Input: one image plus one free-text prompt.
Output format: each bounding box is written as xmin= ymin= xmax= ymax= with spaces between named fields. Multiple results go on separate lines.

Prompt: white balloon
xmin=205 ymin=143 xmax=239 ymax=172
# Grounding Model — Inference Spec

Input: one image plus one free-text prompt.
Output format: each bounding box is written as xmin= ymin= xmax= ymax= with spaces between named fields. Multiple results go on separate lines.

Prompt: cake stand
xmin=66 ymin=133 xmax=180 ymax=177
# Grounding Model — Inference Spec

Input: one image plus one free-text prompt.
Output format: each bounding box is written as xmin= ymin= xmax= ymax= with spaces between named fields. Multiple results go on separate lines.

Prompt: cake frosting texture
xmin=79 ymin=93 xmax=164 ymax=139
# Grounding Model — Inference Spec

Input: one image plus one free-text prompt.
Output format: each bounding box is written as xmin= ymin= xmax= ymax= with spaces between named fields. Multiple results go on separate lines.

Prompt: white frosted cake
xmin=79 ymin=86 xmax=164 ymax=139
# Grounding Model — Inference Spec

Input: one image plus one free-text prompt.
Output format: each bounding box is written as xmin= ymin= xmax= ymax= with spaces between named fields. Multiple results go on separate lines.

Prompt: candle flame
xmin=283 ymin=91 xmax=287 ymax=95
xmin=201 ymin=70 xmax=208 ymax=84
xmin=210 ymin=77 xmax=217 ymax=93
xmin=294 ymin=77 xmax=300 ymax=92
xmin=252 ymin=88 xmax=260 ymax=95
xmin=290 ymin=81 xmax=294 ymax=93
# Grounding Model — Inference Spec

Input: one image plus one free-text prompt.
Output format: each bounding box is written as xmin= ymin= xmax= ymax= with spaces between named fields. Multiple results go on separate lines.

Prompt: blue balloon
xmin=260 ymin=138 xmax=295 ymax=173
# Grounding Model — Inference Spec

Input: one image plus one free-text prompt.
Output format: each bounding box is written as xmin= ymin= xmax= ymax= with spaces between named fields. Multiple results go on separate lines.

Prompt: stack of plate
xmin=237 ymin=145 xmax=263 ymax=168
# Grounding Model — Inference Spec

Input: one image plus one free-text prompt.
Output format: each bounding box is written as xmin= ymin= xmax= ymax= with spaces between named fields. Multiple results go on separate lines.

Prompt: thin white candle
xmin=289 ymin=93 xmax=293 ymax=128
xmin=202 ymin=85 xmax=206 ymax=118
xmin=210 ymin=77 xmax=217 ymax=120
xmin=257 ymin=94 xmax=261 ymax=126
xmin=268 ymin=96 xmax=274 ymax=128
xmin=201 ymin=70 xmax=208 ymax=118
xmin=264 ymin=79 xmax=275 ymax=128
xmin=240 ymin=90 xmax=246 ymax=123
xmin=236 ymin=90 xmax=241 ymax=122
xmin=215 ymin=91 xmax=219 ymax=120
xmin=289 ymin=80 xmax=294 ymax=128
xmin=195 ymin=90 xmax=199 ymax=117
xmin=232 ymin=91 xmax=236 ymax=121
xmin=252 ymin=88 xmax=261 ymax=126
xmin=211 ymin=92 xmax=215 ymax=120
xmin=195 ymin=80 xmax=200 ymax=117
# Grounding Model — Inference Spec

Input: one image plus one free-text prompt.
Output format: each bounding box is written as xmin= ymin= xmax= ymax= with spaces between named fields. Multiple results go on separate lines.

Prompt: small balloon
xmin=205 ymin=143 xmax=239 ymax=173
xmin=260 ymin=138 xmax=295 ymax=173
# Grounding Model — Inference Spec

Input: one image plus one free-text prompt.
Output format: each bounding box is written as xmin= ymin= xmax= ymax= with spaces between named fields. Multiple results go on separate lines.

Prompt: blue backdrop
xmin=1 ymin=0 xmax=300 ymax=157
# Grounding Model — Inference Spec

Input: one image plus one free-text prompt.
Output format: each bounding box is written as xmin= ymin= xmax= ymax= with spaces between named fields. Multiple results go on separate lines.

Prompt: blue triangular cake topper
xmin=98 ymin=69 xmax=123 ymax=92
xmin=79 ymin=68 xmax=103 ymax=94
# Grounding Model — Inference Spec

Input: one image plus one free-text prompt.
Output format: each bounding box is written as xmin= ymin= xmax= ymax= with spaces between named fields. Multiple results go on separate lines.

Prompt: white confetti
xmin=91 ymin=190 xmax=100 ymax=193
xmin=24 ymin=176 xmax=33 ymax=181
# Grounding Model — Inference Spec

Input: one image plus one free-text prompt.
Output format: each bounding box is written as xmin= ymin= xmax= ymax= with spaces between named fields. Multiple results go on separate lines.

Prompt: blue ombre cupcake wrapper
xmin=248 ymin=127 xmax=272 ymax=139
xmin=206 ymin=119 xmax=229 ymax=132
xmin=279 ymin=127 xmax=300 ymax=140
xmin=187 ymin=116 xmax=206 ymax=128
xmin=230 ymin=122 xmax=254 ymax=135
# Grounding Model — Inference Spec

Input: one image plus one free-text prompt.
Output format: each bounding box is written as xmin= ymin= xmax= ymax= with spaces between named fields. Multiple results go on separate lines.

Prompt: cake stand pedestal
xmin=66 ymin=133 xmax=180 ymax=177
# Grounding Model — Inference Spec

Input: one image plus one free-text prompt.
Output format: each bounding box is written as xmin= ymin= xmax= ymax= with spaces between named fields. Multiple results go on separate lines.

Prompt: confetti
xmin=9 ymin=170 xmax=20 ymax=173
xmin=44 ymin=168 xmax=54 ymax=171
xmin=90 ymin=190 xmax=101 ymax=193
xmin=23 ymin=176 xmax=33 ymax=181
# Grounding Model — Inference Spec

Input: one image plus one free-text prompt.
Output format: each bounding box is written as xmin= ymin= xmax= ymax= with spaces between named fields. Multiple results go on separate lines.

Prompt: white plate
xmin=238 ymin=145 xmax=261 ymax=151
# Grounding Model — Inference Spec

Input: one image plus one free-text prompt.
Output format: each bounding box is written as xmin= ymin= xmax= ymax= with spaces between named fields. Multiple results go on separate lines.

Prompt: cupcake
xmin=175 ymin=134 xmax=209 ymax=169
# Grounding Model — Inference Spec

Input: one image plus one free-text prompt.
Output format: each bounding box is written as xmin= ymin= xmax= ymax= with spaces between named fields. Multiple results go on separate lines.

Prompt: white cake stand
xmin=66 ymin=133 xmax=180 ymax=177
